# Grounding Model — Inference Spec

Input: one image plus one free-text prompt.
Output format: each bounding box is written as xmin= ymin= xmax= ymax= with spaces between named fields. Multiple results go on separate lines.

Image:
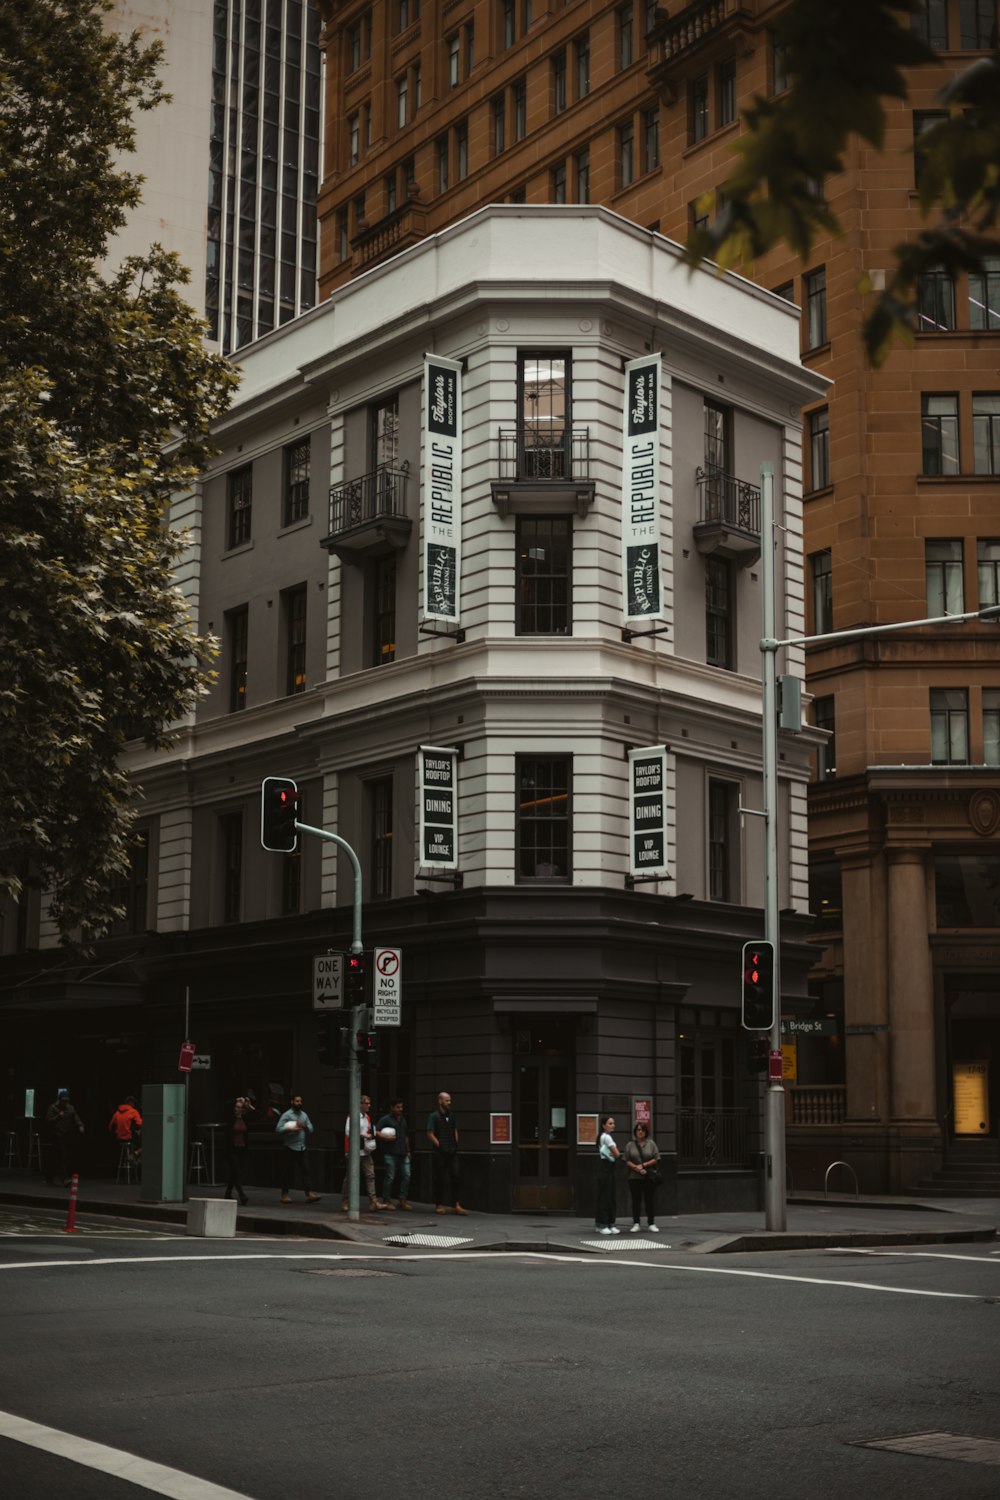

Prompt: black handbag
xmin=644 ymin=1164 xmax=662 ymax=1188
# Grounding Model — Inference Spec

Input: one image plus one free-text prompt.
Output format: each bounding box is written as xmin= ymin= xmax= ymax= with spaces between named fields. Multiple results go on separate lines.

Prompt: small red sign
xmin=634 ymin=1098 xmax=651 ymax=1126
xmin=768 ymin=1050 xmax=783 ymax=1082
xmin=178 ymin=1041 xmax=196 ymax=1073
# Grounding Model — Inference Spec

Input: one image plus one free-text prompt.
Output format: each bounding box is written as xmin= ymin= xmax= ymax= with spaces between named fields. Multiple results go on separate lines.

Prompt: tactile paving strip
xmin=383 ymin=1232 xmax=475 ymax=1248
xmin=579 ymin=1237 xmax=672 ymax=1251
xmin=855 ymin=1432 xmax=1000 ymax=1467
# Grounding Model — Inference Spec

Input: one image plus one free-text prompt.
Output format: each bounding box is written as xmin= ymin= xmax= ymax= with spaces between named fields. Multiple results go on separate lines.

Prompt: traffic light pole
xmin=294 ymin=821 xmax=365 ymax=1223
xmin=759 ymin=464 xmax=786 ymax=1232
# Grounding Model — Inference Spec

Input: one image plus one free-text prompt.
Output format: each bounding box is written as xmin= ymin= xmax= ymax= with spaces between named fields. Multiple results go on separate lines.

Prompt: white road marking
xmin=832 ymin=1248 xmax=1000 ymax=1265
xmin=0 ymin=1248 xmax=982 ymax=1297
xmin=0 ymin=1407 xmax=261 ymax=1500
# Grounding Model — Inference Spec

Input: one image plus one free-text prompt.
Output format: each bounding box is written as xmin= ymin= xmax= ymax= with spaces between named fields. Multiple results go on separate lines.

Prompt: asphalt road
xmin=0 ymin=1212 xmax=998 ymax=1500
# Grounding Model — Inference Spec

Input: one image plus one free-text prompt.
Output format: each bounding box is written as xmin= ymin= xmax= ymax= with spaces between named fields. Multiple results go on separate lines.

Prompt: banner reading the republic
xmin=418 ymin=745 xmax=458 ymax=869
xmin=423 ymin=355 xmax=462 ymax=623
xmin=628 ymin=746 xmax=669 ymax=877
xmin=622 ymin=355 xmax=662 ymax=621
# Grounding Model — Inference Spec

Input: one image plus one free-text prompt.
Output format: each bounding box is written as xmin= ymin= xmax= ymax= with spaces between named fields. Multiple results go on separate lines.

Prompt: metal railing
xmin=497 ymin=425 xmax=590 ymax=482
xmin=695 ymin=466 xmax=761 ymax=535
xmin=327 ymin=465 xmax=408 ymax=536
xmin=790 ymin=1085 xmax=847 ymax=1125
xmin=676 ymin=1108 xmax=751 ymax=1168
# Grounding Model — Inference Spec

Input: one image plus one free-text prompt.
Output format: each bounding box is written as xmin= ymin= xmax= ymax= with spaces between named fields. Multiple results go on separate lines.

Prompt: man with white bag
xmin=274 ymin=1093 xmax=321 ymax=1205
xmin=376 ymin=1098 xmax=411 ymax=1210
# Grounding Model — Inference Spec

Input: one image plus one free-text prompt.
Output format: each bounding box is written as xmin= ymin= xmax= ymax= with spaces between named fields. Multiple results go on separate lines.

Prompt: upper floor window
xmin=575 ymin=33 xmax=590 ymax=99
xmin=691 ymin=74 xmax=709 ymax=143
xmin=396 ymin=74 xmax=409 ymax=129
xmin=228 ymin=465 xmax=252 ymax=548
xmin=513 ymin=79 xmax=527 ymax=141
xmin=226 ymin=606 xmax=248 ymax=713
xmin=921 ymin=393 xmax=960 ymax=475
xmin=552 ymin=51 xmax=567 ymax=114
xmin=914 ymin=111 xmax=947 ymax=188
xmin=516 ymin=517 xmax=572 ymax=635
xmin=370 ymin=394 xmax=400 ymax=471
xmin=220 ymin=811 xmax=243 ymax=923
xmin=813 ymin=696 xmax=836 ymax=780
xmin=447 ymin=33 xmax=461 ymax=87
xmin=717 ymin=56 xmax=736 ymax=126
xmin=348 ymin=111 xmax=360 ymax=166
xmin=517 ymin=758 xmax=572 ymax=882
xmin=370 ymin=777 xmax=394 ymax=898
xmin=284 ymin=585 xmax=307 ymax=696
xmin=492 ymin=95 xmax=506 ymax=155
xmin=371 ymin=554 xmax=397 ymax=667
xmin=337 ymin=209 xmax=349 ymax=264
xmin=811 ymin=549 xmax=833 ymax=633
xmin=931 ymin=688 xmax=969 ymax=764
xmin=618 ymin=3 xmax=634 ymax=68
xmin=978 ymin=538 xmax=1000 ymax=607
xmin=911 ymin=0 xmax=949 ymax=48
xmin=455 ymin=120 xmax=469 ymax=179
xmin=809 ymin=407 xmax=830 ymax=490
xmin=109 ymin=830 xmax=150 ymax=936
xmin=575 ymin=148 xmax=590 ymax=203
xmin=397 ymin=0 xmax=419 ymax=32
xmin=708 ymin=780 xmax=737 ymax=901
xmin=643 ymin=107 xmax=660 ymax=172
xmin=348 ymin=14 xmax=371 ymax=71
xmin=960 ymin=0 xmax=997 ymax=48
xmin=771 ymin=31 xmax=788 ymax=94
xmin=551 ymin=161 xmax=567 ymax=203
xmin=704 ymin=399 xmax=731 ymax=477
xmin=503 ymin=0 xmax=515 ymax=47
xmin=618 ymin=119 xmax=635 ymax=187
xmin=436 ymin=136 xmax=449 ymax=193
xmin=283 ymin=438 xmax=310 ymax=526
xmin=804 ymin=266 xmax=827 ymax=349
xmin=705 ymin=555 xmax=733 ymax=669
xmin=917 ymin=264 xmax=956 ymax=331
xmin=925 ymin=538 xmax=964 ymax=615
xmin=519 ymin=351 xmax=570 ymax=478
xmin=969 ymin=255 xmax=1000 ymax=328
xmin=984 ymin=688 xmax=1000 ymax=766
xmin=973 ymin=393 xmax=1000 ymax=474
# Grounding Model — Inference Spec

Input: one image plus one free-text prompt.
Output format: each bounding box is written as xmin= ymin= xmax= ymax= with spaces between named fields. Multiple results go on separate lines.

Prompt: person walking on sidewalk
xmin=376 ymin=1099 xmax=412 ymax=1210
xmin=342 ymin=1094 xmax=385 ymax=1212
xmin=274 ymin=1093 xmax=320 ymax=1205
xmin=427 ymin=1090 xmax=467 ymax=1215
xmin=43 ymin=1090 xmax=85 ymax=1185
xmin=595 ymin=1114 xmax=621 ymax=1235
xmin=224 ymin=1097 xmax=251 ymax=1207
xmin=623 ymin=1121 xmax=661 ymax=1233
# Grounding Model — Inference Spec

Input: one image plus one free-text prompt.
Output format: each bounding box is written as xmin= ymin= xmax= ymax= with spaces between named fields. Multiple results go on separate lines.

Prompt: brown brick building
xmin=313 ymin=0 xmax=1000 ymax=1194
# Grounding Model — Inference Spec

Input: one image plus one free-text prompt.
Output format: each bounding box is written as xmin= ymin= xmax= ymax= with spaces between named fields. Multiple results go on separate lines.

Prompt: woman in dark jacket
xmin=623 ymin=1121 xmax=661 ymax=1233
xmin=224 ymin=1098 xmax=251 ymax=1207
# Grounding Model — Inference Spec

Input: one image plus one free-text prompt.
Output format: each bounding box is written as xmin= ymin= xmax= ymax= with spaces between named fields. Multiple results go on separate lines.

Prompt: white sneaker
xmin=599 ymin=1226 xmax=612 ymax=1235
xmin=630 ymin=1223 xmax=641 ymax=1233
xmin=610 ymin=1226 xmax=621 ymax=1234
xmin=648 ymin=1224 xmax=660 ymax=1233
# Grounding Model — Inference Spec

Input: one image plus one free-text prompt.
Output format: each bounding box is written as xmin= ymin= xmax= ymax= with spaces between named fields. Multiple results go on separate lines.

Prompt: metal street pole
xmin=759 ymin=463 xmax=786 ymax=1232
xmin=295 ymin=822 xmax=365 ymax=1223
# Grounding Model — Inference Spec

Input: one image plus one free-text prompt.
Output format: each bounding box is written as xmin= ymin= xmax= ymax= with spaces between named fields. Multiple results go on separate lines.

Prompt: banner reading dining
xmin=622 ymin=354 xmax=662 ymax=620
xmin=423 ymin=355 xmax=463 ymax=623
xmin=418 ymin=745 xmax=458 ymax=869
xmin=628 ymin=746 xmax=669 ymax=877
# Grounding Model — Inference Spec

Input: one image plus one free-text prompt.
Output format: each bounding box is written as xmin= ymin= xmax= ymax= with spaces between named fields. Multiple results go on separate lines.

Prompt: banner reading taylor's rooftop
xmin=418 ymin=745 xmax=458 ymax=869
xmin=423 ymin=355 xmax=462 ymax=623
xmin=628 ymin=746 xmax=669 ymax=878
xmin=622 ymin=355 xmax=662 ymax=620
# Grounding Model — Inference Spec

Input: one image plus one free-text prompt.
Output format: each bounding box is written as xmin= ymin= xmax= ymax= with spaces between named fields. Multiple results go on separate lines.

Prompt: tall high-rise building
xmin=312 ymin=0 xmax=1000 ymax=1194
xmin=108 ymin=0 xmax=323 ymax=352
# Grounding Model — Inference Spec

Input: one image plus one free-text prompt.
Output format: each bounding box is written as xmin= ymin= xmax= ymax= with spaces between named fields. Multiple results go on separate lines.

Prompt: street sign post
xmin=372 ymin=946 xmax=402 ymax=1026
xmin=313 ymin=952 xmax=344 ymax=1010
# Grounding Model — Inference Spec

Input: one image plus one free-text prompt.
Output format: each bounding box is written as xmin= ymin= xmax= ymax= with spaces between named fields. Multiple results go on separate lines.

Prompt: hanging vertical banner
xmin=622 ymin=355 xmax=662 ymax=621
xmin=628 ymin=746 xmax=669 ymax=877
xmin=418 ymin=745 xmax=458 ymax=868
xmin=423 ymin=355 xmax=462 ymax=623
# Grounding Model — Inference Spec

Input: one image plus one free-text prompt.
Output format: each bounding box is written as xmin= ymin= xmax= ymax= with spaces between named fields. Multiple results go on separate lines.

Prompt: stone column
xmin=887 ymin=848 xmax=936 ymax=1122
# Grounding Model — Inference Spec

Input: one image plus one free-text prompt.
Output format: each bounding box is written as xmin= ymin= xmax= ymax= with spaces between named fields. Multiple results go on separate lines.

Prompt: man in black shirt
xmin=426 ymin=1090 xmax=467 ymax=1215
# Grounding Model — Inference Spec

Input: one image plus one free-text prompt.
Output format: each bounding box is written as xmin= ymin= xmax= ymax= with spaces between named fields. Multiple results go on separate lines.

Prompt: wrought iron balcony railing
xmin=695 ymin=466 xmax=761 ymax=536
xmin=676 ymin=1107 xmax=752 ymax=1168
xmin=497 ymin=424 xmax=590 ymax=483
xmin=327 ymin=464 xmax=408 ymax=537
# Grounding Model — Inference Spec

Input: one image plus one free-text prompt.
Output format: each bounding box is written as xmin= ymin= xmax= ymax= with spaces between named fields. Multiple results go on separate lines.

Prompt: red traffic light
xmin=741 ymin=940 xmax=775 ymax=1031
xmin=261 ymin=776 xmax=299 ymax=852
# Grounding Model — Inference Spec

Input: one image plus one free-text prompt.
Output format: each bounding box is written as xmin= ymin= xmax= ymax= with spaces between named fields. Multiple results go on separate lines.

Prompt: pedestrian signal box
xmin=741 ymin=941 xmax=775 ymax=1031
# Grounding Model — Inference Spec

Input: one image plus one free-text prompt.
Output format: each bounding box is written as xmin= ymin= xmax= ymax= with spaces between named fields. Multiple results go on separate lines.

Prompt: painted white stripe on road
xmin=832 ymin=1248 xmax=1000 ymax=1265
xmin=0 ymin=1248 xmax=982 ymax=1297
xmin=0 ymin=1408 xmax=261 ymax=1500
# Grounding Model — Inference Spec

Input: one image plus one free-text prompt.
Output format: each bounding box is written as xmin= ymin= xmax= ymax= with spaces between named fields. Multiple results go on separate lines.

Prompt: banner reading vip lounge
xmin=418 ymin=745 xmax=458 ymax=869
xmin=628 ymin=746 xmax=669 ymax=877
xmin=622 ymin=355 xmax=662 ymax=621
xmin=423 ymin=355 xmax=462 ymax=623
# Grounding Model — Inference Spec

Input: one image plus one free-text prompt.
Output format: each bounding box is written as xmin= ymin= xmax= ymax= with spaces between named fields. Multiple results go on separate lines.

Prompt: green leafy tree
xmin=0 ymin=1 xmax=237 ymax=942
xmin=684 ymin=0 xmax=1000 ymax=363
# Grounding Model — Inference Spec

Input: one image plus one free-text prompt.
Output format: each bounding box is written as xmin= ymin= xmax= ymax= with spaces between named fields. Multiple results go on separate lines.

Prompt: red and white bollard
xmin=64 ymin=1173 xmax=79 ymax=1234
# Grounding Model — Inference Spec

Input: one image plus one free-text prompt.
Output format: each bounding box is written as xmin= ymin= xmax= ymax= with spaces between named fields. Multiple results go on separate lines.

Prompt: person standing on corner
xmin=595 ymin=1114 xmax=621 ymax=1235
xmin=274 ymin=1093 xmax=321 ymax=1205
xmin=342 ymin=1094 xmax=385 ymax=1212
xmin=44 ymin=1090 xmax=85 ymax=1186
xmin=623 ymin=1121 xmax=661 ymax=1233
xmin=376 ymin=1098 xmax=412 ymax=1210
xmin=224 ymin=1096 xmax=252 ymax=1207
xmin=427 ymin=1090 xmax=467 ymax=1215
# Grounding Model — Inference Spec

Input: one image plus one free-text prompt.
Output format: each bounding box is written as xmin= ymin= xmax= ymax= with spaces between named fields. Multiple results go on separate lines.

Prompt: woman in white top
xmin=596 ymin=1114 xmax=621 ymax=1235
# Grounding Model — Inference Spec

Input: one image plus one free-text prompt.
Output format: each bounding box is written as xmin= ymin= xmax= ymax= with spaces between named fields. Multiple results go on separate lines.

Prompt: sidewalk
xmin=0 ymin=1172 xmax=996 ymax=1254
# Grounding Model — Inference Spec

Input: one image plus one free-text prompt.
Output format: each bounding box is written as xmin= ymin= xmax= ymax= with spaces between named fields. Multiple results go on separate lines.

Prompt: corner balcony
xmin=321 ymin=464 xmax=411 ymax=561
xmin=647 ymin=0 xmax=758 ymax=101
xmin=353 ymin=198 xmax=428 ymax=273
xmin=692 ymin=465 xmax=761 ymax=564
xmin=490 ymin=424 xmax=595 ymax=519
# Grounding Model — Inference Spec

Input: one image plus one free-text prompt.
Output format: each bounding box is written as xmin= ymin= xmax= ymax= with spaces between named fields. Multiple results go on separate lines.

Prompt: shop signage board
xmin=628 ymin=746 xmax=668 ymax=876
xmin=423 ymin=355 xmax=462 ymax=623
xmin=418 ymin=745 xmax=458 ymax=868
xmin=622 ymin=354 xmax=662 ymax=620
